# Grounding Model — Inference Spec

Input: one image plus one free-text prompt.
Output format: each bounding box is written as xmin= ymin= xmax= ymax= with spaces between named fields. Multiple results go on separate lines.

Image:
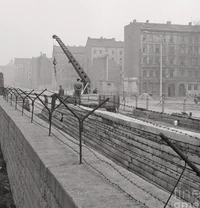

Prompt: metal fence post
xmin=162 ymin=96 xmax=165 ymax=113
xmin=56 ymin=94 xmax=109 ymax=164
xmin=146 ymin=96 xmax=149 ymax=110
xmin=183 ymin=98 xmax=186 ymax=113
xmin=135 ymin=96 xmax=138 ymax=108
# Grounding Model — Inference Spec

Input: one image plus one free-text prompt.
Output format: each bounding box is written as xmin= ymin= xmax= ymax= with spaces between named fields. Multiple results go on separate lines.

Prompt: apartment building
xmin=124 ymin=20 xmax=200 ymax=97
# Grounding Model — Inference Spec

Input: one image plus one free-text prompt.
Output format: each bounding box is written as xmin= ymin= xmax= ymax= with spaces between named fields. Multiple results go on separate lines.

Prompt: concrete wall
xmin=45 ymin=105 xmax=200 ymax=205
xmin=0 ymin=104 xmax=79 ymax=208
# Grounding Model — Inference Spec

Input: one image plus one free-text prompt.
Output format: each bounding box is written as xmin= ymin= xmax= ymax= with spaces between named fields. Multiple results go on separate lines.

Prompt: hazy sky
xmin=0 ymin=0 xmax=199 ymax=65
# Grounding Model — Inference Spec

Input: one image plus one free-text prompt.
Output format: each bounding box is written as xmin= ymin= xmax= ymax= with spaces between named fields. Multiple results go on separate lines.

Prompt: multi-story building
xmin=32 ymin=53 xmax=53 ymax=89
xmin=14 ymin=58 xmax=32 ymax=88
xmin=125 ymin=20 xmax=200 ymax=97
xmin=52 ymin=45 xmax=85 ymax=91
xmin=14 ymin=53 xmax=53 ymax=89
xmin=85 ymin=37 xmax=124 ymax=88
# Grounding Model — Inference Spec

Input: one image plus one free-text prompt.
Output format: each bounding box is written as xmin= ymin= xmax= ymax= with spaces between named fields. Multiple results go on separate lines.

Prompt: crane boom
xmin=52 ymin=35 xmax=91 ymax=93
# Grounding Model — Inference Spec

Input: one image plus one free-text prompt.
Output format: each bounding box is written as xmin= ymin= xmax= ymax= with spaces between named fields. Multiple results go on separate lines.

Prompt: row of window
xmin=142 ymin=34 xmax=199 ymax=44
xmin=93 ymin=49 xmax=123 ymax=55
xmin=142 ymin=56 xmax=175 ymax=65
xmin=142 ymin=55 xmax=200 ymax=66
xmin=142 ymin=45 xmax=175 ymax=54
xmin=143 ymin=68 xmax=200 ymax=78
xmin=142 ymin=44 xmax=200 ymax=56
xmin=188 ymin=84 xmax=198 ymax=91
xmin=179 ymin=69 xmax=200 ymax=77
xmin=143 ymin=69 xmax=175 ymax=78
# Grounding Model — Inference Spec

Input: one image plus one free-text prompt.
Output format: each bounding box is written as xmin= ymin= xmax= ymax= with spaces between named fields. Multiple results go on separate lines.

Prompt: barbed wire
xmin=4 ymin=91 xmax=200 ymax=206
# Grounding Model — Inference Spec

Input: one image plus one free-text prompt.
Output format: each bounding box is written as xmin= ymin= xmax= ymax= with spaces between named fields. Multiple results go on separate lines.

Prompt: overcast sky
xmin=0 ymin=0 xmax=199 ymax=65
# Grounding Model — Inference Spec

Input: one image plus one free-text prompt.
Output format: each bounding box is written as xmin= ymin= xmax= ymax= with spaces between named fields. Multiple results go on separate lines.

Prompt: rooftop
xmin=53 ymin=45 xmax=85 ymax=54
xmin=86 ymin=37 xmax=124 ymax=48
xmin=127 ymin=20 xmax=200 ymax=33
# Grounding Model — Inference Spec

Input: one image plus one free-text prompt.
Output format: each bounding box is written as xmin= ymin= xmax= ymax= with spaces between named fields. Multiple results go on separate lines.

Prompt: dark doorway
xmin=179 ymin=84 xmax=186 ymax=97
xmin=168 ymin=84 xmax=175 ymax=97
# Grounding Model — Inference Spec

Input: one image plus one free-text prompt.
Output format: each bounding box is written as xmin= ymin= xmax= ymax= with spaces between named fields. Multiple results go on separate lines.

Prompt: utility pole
xmin=160 ymin=42 xmax=163 ymax=103
xmin=106 ymin=55 xmax=109 ymax=81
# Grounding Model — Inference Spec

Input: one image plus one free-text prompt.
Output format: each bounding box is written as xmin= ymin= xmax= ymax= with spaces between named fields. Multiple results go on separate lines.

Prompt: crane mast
xmin=52 ymin=35 xmax=91 ymax=93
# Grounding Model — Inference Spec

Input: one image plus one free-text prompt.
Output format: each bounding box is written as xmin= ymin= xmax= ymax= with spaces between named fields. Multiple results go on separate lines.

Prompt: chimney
xmin=133 ymin=19 xmax=137 ymax=23
xmin=146 ymin=20 xmax=149 ymax=23
xmin=189 ymin=22 xmax=192 ymax=26
xmin=167 ymin=21 xmax=171 ymax=25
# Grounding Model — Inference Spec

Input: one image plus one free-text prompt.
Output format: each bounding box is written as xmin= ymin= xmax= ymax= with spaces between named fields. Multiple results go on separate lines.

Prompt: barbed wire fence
xmin=2 ymin=87 xmax=200 ymax=208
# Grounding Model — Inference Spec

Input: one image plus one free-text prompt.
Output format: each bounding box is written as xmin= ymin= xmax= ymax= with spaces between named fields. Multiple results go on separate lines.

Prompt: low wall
xmin=42 ymin=104 xmax=200 ymax=205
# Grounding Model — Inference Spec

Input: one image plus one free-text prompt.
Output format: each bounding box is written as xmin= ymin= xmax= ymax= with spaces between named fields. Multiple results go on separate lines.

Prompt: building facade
xmin=14 ymin=58 xmax=32 ymax=88
xmin=85 ymin=37 xmax=124 ymax=89
xmin=14 ymin=53 xmax=53 ymax=89
xmin=124 ymin=20 xmax=200 ymax=97
xmin=52 ymin=45 xmax=85 ymax=92
xmin=91 ymin=56 xmax=122 ymax=91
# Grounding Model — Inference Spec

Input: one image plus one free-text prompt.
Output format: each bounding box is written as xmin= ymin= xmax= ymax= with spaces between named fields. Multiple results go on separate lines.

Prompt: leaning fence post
xmin=135 ymin=95 xmax=138 ymax=108
xmin=146 ymin=96 xmax=149 ymax=110
xmin=31 ymin=89 xmax=46 ymax=123
xmin=183 ymin=98 xmax=186 ymax=113
xmin=162 ymin=96 xmax=165 ymax=113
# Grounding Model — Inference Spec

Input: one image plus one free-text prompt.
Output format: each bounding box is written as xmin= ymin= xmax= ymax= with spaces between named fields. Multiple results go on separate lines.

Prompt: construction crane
xmin=52 ymin=35 xmax=91 ymax=94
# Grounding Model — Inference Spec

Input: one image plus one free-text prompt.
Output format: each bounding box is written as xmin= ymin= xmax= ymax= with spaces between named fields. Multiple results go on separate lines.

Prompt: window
xmin=143 ymin=70 xmax=147 ymax=77
xmin=170 ymin=35 xmax=173 ymax=43
xmin=120 ymin=51 xmax=123 ymax=55
xmin=150 ymin=70 xmax=153 ymax=77
xmin=194 ymin=84 xmax=198 ymax=91
xmin=143 ymin=56 xmax=147 ymax=64
xmin=194 ymin=47 xmax=198 ymax=55
xmin=180 ymin=46 xmax=185 ymax=54
xmin=188 ymin=84 xmax=192 ymax=91
xmin=143 ymin=46 xmax=147 ymax=53
xmin=94 ymin=49 xmax=96 ymax=54
xmin=162 ymin=35 xmax=166 ymax=42
xmin=112 ymin=51 xmax=114 ymax=54
xmin=188 ymin=70 xmax=192 ymax=77
xmin=188 ymin=58 xmax=192 ymax=66
xmin=143 ymin=35 xmax=146 ymax=42
xmin=162 ymin=57 xmax=166 ymax=65
xmin=149 ymin=56 xmax=153 ymax=65
xmin=180 ymin=57 xmax=185 ymax=66
xmin=193 ymin=58 xmax=198 ymax=66
xmin=188 ymin=36 xmax=192 ymax=44
xmin=169 ymin=69 xmax=174 ymax=77
xmin=169 ymin=58 xmax=174 ymax=65
xmin=180 ymin=69 xmax=185 ymax=77
xmin=155 ymin=56 xmax=160 ymax=65
xmin=195 ymin=70 xmax=198 ymax=77
xmin=169 ymin=46 xmax=174 ymax=55
xmin=143 ymin=82 xmax=147 ymax=92
xmin=99 ymin=50 xmax=102 ymax=54
xmin=156 ymin=46 xmax=160 ymax=54
xmin=149 ymin=45 xmax=154 ymax=53
xmin=181 ymin=35 xmax=185 ymax=43
xmin=188 ymin=46 xmax=193 ymax=54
